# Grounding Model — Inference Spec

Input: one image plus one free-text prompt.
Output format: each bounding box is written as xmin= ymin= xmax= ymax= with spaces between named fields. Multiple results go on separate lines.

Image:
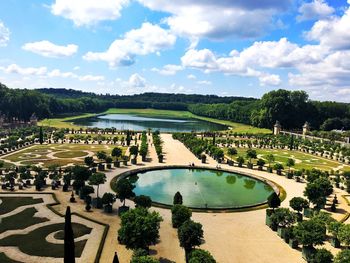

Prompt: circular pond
xmin=127 ymin=168 xmax=275 ymax=210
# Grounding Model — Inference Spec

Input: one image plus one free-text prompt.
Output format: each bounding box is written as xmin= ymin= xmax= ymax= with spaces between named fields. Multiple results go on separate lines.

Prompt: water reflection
xmin=226 ymin=175 xmax=237 ymax=184
xmin=71 ymin=114 xmax=227 ymax=132
xmin=243 ymin=179 xmax=256 ymax=189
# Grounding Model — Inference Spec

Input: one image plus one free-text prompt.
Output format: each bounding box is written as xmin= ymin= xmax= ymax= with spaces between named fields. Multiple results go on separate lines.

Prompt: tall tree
xmin=64 ymin=206 xmax=75 ymax=263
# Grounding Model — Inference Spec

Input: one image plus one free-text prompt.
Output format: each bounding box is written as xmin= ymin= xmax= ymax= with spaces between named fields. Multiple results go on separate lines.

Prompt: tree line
xmin=1 ymin=82 xmax=349 ymax=131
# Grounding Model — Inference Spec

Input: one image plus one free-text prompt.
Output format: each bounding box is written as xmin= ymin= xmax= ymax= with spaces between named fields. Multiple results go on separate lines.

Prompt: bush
xmin=335 ymin=249 xmax=350 ymax=263
xmin=134 ymin=195 xmax=152 ymax=209
xmin=311 ymin=248 xmax=333 ymax=263
xmin=171 ymin=205 xmax=192 ymax=228
xmin=189 ymin=249 xmax=216 ymax=263
xmin=268 ymin=192 xmax=281 ymax=210
xmin=118 ymin=208 xmax=163 ymax=250
xmin=178 ymin=220 xmax=203 ymax=251
xmin=293 ymin=218 xmax=327 ymax=247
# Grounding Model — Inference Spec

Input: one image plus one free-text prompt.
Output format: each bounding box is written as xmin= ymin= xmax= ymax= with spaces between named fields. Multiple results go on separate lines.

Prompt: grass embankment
xmin=39 ymin=108 xmax=271 ymax=134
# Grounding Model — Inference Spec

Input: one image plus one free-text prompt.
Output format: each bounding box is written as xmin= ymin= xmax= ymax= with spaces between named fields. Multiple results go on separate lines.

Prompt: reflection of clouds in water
xmin=136 ymin=170 xmax=172 ymax=188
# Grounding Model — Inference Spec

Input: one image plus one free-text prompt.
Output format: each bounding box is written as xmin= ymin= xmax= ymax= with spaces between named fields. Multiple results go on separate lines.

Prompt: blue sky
xmin=0 ymin=0 xmax=350 ymax=101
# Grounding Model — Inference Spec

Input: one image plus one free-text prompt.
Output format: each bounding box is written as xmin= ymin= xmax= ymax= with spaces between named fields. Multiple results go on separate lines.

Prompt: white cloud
xmin=306 ymin=7 xmax=350 ymax=50
xmin=151 ymin=64 xmax=183 ymax=75
xmin=128 ymin=73 xmax=146 ymax=88
xmin=22 ymin=40 xmax=78 ymax=58
xmin=83 ymin=23 xmax=176 ymax=67
xmin=51 ymin=0 xmax=129 ymax=26
xmin=187 ymin=74 xmax=196 ymax=79
xmin=1 ymin=64 xmax=47 ymax=76
xmin=138 ymin=0 xmax=292 ymax=39
xmin=197 ymin=80 xmax=212 ymax=85
xmin=297 ymin=0 xmax=334 ymax=22
xmin=1 ymin=64 xmax=104 ymax=82
xmin=0 ymin=21 xmax=10 ymax=47
xmin=259 ymin=74 xmax=281 ymax=86
xmin=79 ymin=75 xmax=105 ymax=81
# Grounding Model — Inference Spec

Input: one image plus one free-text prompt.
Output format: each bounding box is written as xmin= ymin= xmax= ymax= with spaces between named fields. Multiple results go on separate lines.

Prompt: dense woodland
xmin=0 ymin=82 xmax=349 ymax=131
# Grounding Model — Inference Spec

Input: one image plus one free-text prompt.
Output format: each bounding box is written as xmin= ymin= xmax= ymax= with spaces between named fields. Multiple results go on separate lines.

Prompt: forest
xmin=0 ymin=82 xmax=349 ymax=131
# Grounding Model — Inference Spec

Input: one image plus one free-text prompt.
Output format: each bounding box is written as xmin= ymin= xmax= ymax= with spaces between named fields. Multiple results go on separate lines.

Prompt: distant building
xmin=0 ymin=112 xmax=38 ymax=129
xmin=30 ymin=113 xmax=38 ymax=126
xmin=273 ymin=121 xmax=281 ymax=135
xmin=302 ymin=122 xmax=310 ymax=136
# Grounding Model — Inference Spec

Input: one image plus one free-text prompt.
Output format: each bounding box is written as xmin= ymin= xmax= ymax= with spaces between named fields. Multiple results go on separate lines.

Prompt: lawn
xmin=0 ymin=253 xmax=22 ymax=263
xmin=225 ymin=148 xmax=350 ymax=172
xmin=39 ymin=108 xmax=271 ymax=134
xmin=0 ymin=197 xmax=43 ymax=215
xmin=0 ymin=223 xmax=90 ymax=257
xmin=1 ymin=144 xmax=125 ymax=168
xmin=0 ymin=207 xmax=49 ymax=234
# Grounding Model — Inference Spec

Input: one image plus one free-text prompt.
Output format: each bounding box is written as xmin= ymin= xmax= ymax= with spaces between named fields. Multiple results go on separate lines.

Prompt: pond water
xmin=129 ymin=168 xmax=274 ymax=209
xmin=70 ymin=114 xmax=227 ymax=132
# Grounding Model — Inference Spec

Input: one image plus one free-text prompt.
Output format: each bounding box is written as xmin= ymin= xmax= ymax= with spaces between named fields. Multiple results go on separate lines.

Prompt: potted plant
xmin=257 ymin=159 xmax=265 ymax=171
xmin=293 ymin=219 xmax=327 ymax=261
xmin=237 ymin=156 xmax=245 ymax=167
xmin=79 ymin=185 xmax=94 ymax=200
xmin=102 ymin=192 xmax=116 ymax=213
xmin=274 ymin=163 xmax=284 ymax=175
xmin=289 ymin=197 xmax=309 ymax=222
xmin=201 ymin=154 xmax=206 ymax=164
xmin=270 ymin=208 xmax=296 ymax=239
xmin=329 ymin=221 xmax=342 ymax=248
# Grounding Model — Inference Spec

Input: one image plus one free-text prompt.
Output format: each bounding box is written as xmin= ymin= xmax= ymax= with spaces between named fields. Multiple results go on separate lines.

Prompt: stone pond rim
xmin=111 ymin=165 xmax=283 ymax=212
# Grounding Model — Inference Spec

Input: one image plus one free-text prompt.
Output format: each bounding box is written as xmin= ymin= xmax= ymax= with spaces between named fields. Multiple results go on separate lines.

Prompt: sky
xmin=0 ymin=0 xmax=350 ymax=102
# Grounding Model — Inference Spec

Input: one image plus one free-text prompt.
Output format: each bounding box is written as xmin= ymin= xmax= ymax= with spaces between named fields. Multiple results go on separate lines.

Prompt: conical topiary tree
xmin=64 ymin=206 xmax=75 ymax=263
xmin=268 ymin=192 xmax=281 ymax=211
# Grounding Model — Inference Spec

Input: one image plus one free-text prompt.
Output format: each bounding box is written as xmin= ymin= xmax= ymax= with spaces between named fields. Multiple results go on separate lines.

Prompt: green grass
xmin=0 ymin=223 xmax=91 ymax=257
xmin=39 ymin=108 xmax=271 ymax=134
xmin=53 ymin=150 xmax=89 ymax=158
xmin=0 ymin=253 xmax=23 ymax=263
xmin=0 ymin=207 xmax=49 ymax=234
xmin=227 ymin=148 xmax=350 ymax=172
xmin=2 ymin=144 xmax=125 ymax=168
xmin=0 ymin=197 xmax=43 ymax=215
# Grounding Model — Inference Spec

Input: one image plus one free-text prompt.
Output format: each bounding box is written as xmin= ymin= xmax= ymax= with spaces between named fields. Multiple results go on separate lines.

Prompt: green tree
xmin=114 ymin=178 xmax=135 ymax=206
xmin=304 ymin=178 xmax=333 ymax=209
xmin=39 ymin=126 xmax=44 ymax=145
xmin=335 ymin=249 xmax=350 ymax=263
xmin=293 ymin=219 xmax=327 ymax=248
xmin=88 ymin=172 xmax=106 ymax=198
xmin=178 ymin=220 xmax=203 ymax=252
xmin=118 ymin=208 xmax=163 ymax=250
xmin=129 ymin=145 xmax=139 ymax=157
xmin=84 ymin=156 xmax=94 ymax=167
xmin=101 ymin=192 xmax=116 ymax=207
xmin=286 ymin=158 xmax=295 ymax=173
xmin=270 ymin=208 xmax=296 ymax=228
xmin=268 ymin=192 xmax=281 ymax=211
xmin=338 ymin=224 xmax=350 ymax=247
xmin=134 ymin=195 xmax=152 ymax=209
xmin=173 ymin=191 xmax=183 ymax=205
xmin=96 ymin=151 xmax=107 ymax=161
xmin=189 ymin=249 xmax=216 ymax=263
xmin=227 ymin=147 xmax=237 ymax=160
xmin=171 ymin=205 xmax=192 ymax=228
xmin=111 ymin=147 xmax=123 ymax=161
xmin=311 ymin=248 xmax=333 ymax=263
xmin=64 ymin=206 xmax=75 ymax=263
xmin=246 ymin=149 xmax=257 ymax=165
xmin=289 ymin=197 xmax=309 ymax=215
xmin=266 ymin=154 xmax=275 ymax=168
